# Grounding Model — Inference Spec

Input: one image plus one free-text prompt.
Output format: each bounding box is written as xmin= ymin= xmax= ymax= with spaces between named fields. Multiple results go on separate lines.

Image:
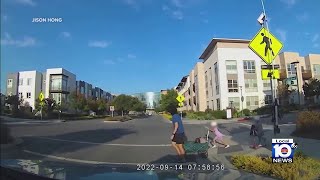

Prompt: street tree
xmin=277 ymin=83 xmax=294 ymax=105
xmin=69 ymin=91 xmax=87 ymax=113
xmin=5 ymin=95 xmax=22 ymax=115
xmin=303 ymin=79 xmax=320 ymax=104
xmin=130 ymin=97 xmax=147 ymax=112
xmin=159 ymin=89 xmax=178 ymax=113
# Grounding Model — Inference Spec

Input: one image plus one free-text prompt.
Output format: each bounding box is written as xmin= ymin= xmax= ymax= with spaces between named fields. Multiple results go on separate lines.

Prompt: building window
xmin=27 ymin=78 xmax=32 ymax=86
xmin=7 ymin=79 xmax=13 ymax=87
xmin=243 ymin=61 xmax=256 ymax=73
xmin=189 ymin=99 xmax=191 ymax=106
xmin=216 ymin=98 xmax=220 ymax=110
xmin=245 ymin=79 xmax=258 ymax=92
xmin=26 ymin=92 xmax=31 ymax=99
xmin=211 ymin=100 xmax=214 ymax=110
xmin=205 ymin=71 xmax=208 ymax=88
xmin=18 ymin=92 xmax=23 ymax=99
xmin=287 ymin=63 xmax=297 ymax=76
xmin=313 ymin=64 xmax=320 ymax=75
xmin=226 ymin=60 xmax=237 ymax=74
xmin=193 ymin=96 xmax=197 ymax=105
xmin=228 ymin=97 xmax=240 ymax=110
xmin=207 ymin=101 xmax=209 ymax=110
xmin=228 ymin=80 xmax=238 ymax=92
xmin=263 ymin=80 xmax=271 ymax=91
xmin=246 ymin=96 xmax=259 ymax=110
xmin=209 ymin=67 xmax=212 ymax=87
xmin=19 ymin=78 xmax=23 ymax=85
xmin=80 ymin=87 xmax=85 ymax=94
xmin=264 ymin=95 xmax=273 ymax=105
xmin=206 ymin=90 xmax=208 ymax=98
xmin=216 ymin=85 xmax=219 ymax=95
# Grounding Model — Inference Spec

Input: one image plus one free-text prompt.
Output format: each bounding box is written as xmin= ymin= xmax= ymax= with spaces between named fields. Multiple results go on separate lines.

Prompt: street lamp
xmin=290 ymin=61 xmax=301 ymax=105
xmin=239 ymin=86 xmax=244 ymax=117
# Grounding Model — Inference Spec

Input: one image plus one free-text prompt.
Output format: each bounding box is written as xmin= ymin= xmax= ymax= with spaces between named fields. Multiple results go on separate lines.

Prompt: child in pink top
xmin=210 ymin=122 xmax=230 ymax=148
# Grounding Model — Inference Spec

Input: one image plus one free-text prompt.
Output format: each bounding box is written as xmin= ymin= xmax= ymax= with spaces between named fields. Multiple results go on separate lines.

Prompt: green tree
xmin=5 ymin=95 xmax=22 ymax=116
xmin=111 ymin=94 xmax=131 ymax=115
xmin=159 ymin=89 xmax=178 ymax=113
xmin=97 ymin=99 xmax=108 ymax=114
xmin=69 ymin=92 xmax=87 ymax=113
xmin=303 ymin=79 xmax=320 ymax=104
xmin=277 ymin=83 xmax=294 ymax=105
xmin=130 ymin=97 xmax=147 ymax=112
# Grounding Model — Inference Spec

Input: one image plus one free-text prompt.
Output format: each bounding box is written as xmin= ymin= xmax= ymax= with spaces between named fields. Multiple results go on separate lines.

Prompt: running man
xmin=260 ymin=32 xmax=275 ymax=57
xmin=169 ymin=107 xmax=186 ymax=162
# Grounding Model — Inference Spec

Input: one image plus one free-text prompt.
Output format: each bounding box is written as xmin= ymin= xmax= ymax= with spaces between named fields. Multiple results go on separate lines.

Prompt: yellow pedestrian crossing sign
xmin=39 ymin=92 xmax=45 ymax=102
xmin=261 ymin=69 xmax=280 ymax=80
xmin=176 ymin=94 xmax=185 ymax=103
xmin=249 ymin=27 xmax=283 ymax=65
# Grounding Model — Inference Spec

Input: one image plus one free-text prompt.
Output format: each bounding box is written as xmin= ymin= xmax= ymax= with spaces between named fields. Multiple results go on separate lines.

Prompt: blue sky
xmin=1 ymin=0 xmax=319 ymax=94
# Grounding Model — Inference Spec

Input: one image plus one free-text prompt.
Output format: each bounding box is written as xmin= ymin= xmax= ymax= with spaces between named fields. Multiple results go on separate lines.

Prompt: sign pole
xmin=40 ymin=104 xmax=43 ymax=121
xmin=260 ymin=0 xmax=279 ymax=135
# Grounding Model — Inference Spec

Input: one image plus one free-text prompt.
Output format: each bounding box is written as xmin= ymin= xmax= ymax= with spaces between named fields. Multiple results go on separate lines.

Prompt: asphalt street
xmin=5 ymin=115 xmax=250 ymax=165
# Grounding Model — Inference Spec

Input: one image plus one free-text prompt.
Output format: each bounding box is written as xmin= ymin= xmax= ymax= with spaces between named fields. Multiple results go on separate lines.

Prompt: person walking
xmin=169 ymin=107 xmax=186 ymax=162
xmin=254 ymin=117 xmax=266 ymax=147
xmin=209 ymin=122 xmax=230 ymax=148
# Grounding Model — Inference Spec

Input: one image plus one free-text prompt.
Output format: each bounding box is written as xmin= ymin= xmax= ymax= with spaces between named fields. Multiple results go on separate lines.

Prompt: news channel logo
xmin=272 ymin=139 xmax=298 ymax=163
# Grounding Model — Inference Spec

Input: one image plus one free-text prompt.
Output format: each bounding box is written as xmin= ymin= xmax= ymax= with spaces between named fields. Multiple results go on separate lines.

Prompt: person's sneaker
xmin=211 ymin=145 xmax=216 ymax=148
xmin=225 ymin=145 xmax=230 ymax=148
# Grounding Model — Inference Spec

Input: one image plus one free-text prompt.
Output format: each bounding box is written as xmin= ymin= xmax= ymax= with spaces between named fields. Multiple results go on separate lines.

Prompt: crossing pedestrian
xmin=209 ymin=121 xmax=230 ymax=148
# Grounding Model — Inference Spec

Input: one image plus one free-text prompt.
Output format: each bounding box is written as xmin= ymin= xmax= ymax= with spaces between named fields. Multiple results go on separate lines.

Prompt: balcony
xmin=302 ymin=70 xmax=312 ymax=80
xmin=279 ymin=69 xmax=287 ymax=80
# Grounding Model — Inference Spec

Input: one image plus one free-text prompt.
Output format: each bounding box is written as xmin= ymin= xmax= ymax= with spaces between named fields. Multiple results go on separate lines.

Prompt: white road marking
xmin=23 ymin=150 xmax=142 ymax=165
xmin=29 ymin=136 xmax=172 ymax=147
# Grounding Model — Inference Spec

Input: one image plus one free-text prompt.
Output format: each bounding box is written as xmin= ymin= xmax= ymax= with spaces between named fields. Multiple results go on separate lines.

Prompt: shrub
xmin=296 ymin=111 xmax=320 ymax=133
xmin=231 ymin=154 xmax=320 ymax=180
xmin=241 ymin=109 xmax=251 ymax=116
xmin=253 ymin=105 xmax=273 ymax=115
xmin=0 ymin=122 xmax=13 ymax=144
xmin=212 ymin=110 xmax=226 ymax=119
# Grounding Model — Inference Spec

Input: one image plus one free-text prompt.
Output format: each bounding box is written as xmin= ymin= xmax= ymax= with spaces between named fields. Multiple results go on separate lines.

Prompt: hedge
xmin=232 ymin=153 xmax=320 ymax=180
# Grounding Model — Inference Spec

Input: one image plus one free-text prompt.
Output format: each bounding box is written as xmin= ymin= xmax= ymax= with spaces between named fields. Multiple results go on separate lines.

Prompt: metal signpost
xmin=38 ymin=92 xmax=45 ymax=120
xmin=176 ymin=94 xmax=185 ymax=120
xmin=249 ymin=0 xmax=284 ymax=135
xmin=110 ymin=106 xmax=115 ymax=117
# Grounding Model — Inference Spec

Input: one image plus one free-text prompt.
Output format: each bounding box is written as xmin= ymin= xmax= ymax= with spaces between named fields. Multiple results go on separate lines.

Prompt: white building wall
xmin=17 ymin=71 xmax=42 ymax=109
xmin=216 ymin=48 xmax=274 ymax=110
xmin=204 ymin=50 xmax=220 ymax=110
xmin=45 ymin=68 xmax=76 ymax=98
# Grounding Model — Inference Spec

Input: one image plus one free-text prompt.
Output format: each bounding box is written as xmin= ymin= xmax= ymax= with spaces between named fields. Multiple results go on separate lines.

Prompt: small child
xmin=209 ymin=122 xmax=230 ymax=148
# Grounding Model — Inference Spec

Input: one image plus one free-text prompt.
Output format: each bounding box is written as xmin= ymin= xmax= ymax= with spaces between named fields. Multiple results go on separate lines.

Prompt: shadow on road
xmin=20 ymin=128 xmax=136 ymax=156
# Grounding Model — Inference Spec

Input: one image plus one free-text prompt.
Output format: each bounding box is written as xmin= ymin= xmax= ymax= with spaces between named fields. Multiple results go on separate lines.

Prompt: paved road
xmin=5 ymin=115 xmax=250 ymax=165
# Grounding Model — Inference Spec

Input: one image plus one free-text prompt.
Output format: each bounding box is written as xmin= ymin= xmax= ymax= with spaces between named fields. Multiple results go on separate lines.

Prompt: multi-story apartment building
xmin=176 ymin=62 xmax=207 ymax=112
xmin=274 ymin=52 xmax=320 ymax=104
xmin=6 ymin=71 xmax=43 ymax=108
xmin=176 ymin=38 xmax=320 ymax=112
xmin=44 ymin=68 xmax=77 ymax=106
xmin=6 ymin=68 xmax=112 ymax=110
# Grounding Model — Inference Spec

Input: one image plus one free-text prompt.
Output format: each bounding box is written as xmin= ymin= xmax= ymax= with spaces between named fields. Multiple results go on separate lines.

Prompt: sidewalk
xmin=205 ymin=123 xmax=320 ymax=179
xmin=1 ymin=116 xmax=64 ymax=125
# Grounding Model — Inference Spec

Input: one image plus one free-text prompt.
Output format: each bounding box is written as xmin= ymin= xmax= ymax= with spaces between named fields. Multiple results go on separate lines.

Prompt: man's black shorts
xmin=172 ymin=133 xmax=185 ymax=144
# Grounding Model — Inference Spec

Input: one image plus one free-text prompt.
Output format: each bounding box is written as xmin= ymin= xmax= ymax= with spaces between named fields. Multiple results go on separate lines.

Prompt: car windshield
xmin=1 ymin=0 xmax=320 ymax=180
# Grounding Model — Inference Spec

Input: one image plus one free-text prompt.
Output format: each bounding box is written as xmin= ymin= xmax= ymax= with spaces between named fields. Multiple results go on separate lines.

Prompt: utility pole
xmin=240 ymin=86 xmax=244 ymax=117
xmin=260 ymin=0 xmax=279 ymax=135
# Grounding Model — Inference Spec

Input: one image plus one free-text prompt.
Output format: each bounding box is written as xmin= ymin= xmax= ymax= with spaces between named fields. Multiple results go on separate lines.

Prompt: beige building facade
xmin=176 ymin=38 xmax=320 ymax=112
